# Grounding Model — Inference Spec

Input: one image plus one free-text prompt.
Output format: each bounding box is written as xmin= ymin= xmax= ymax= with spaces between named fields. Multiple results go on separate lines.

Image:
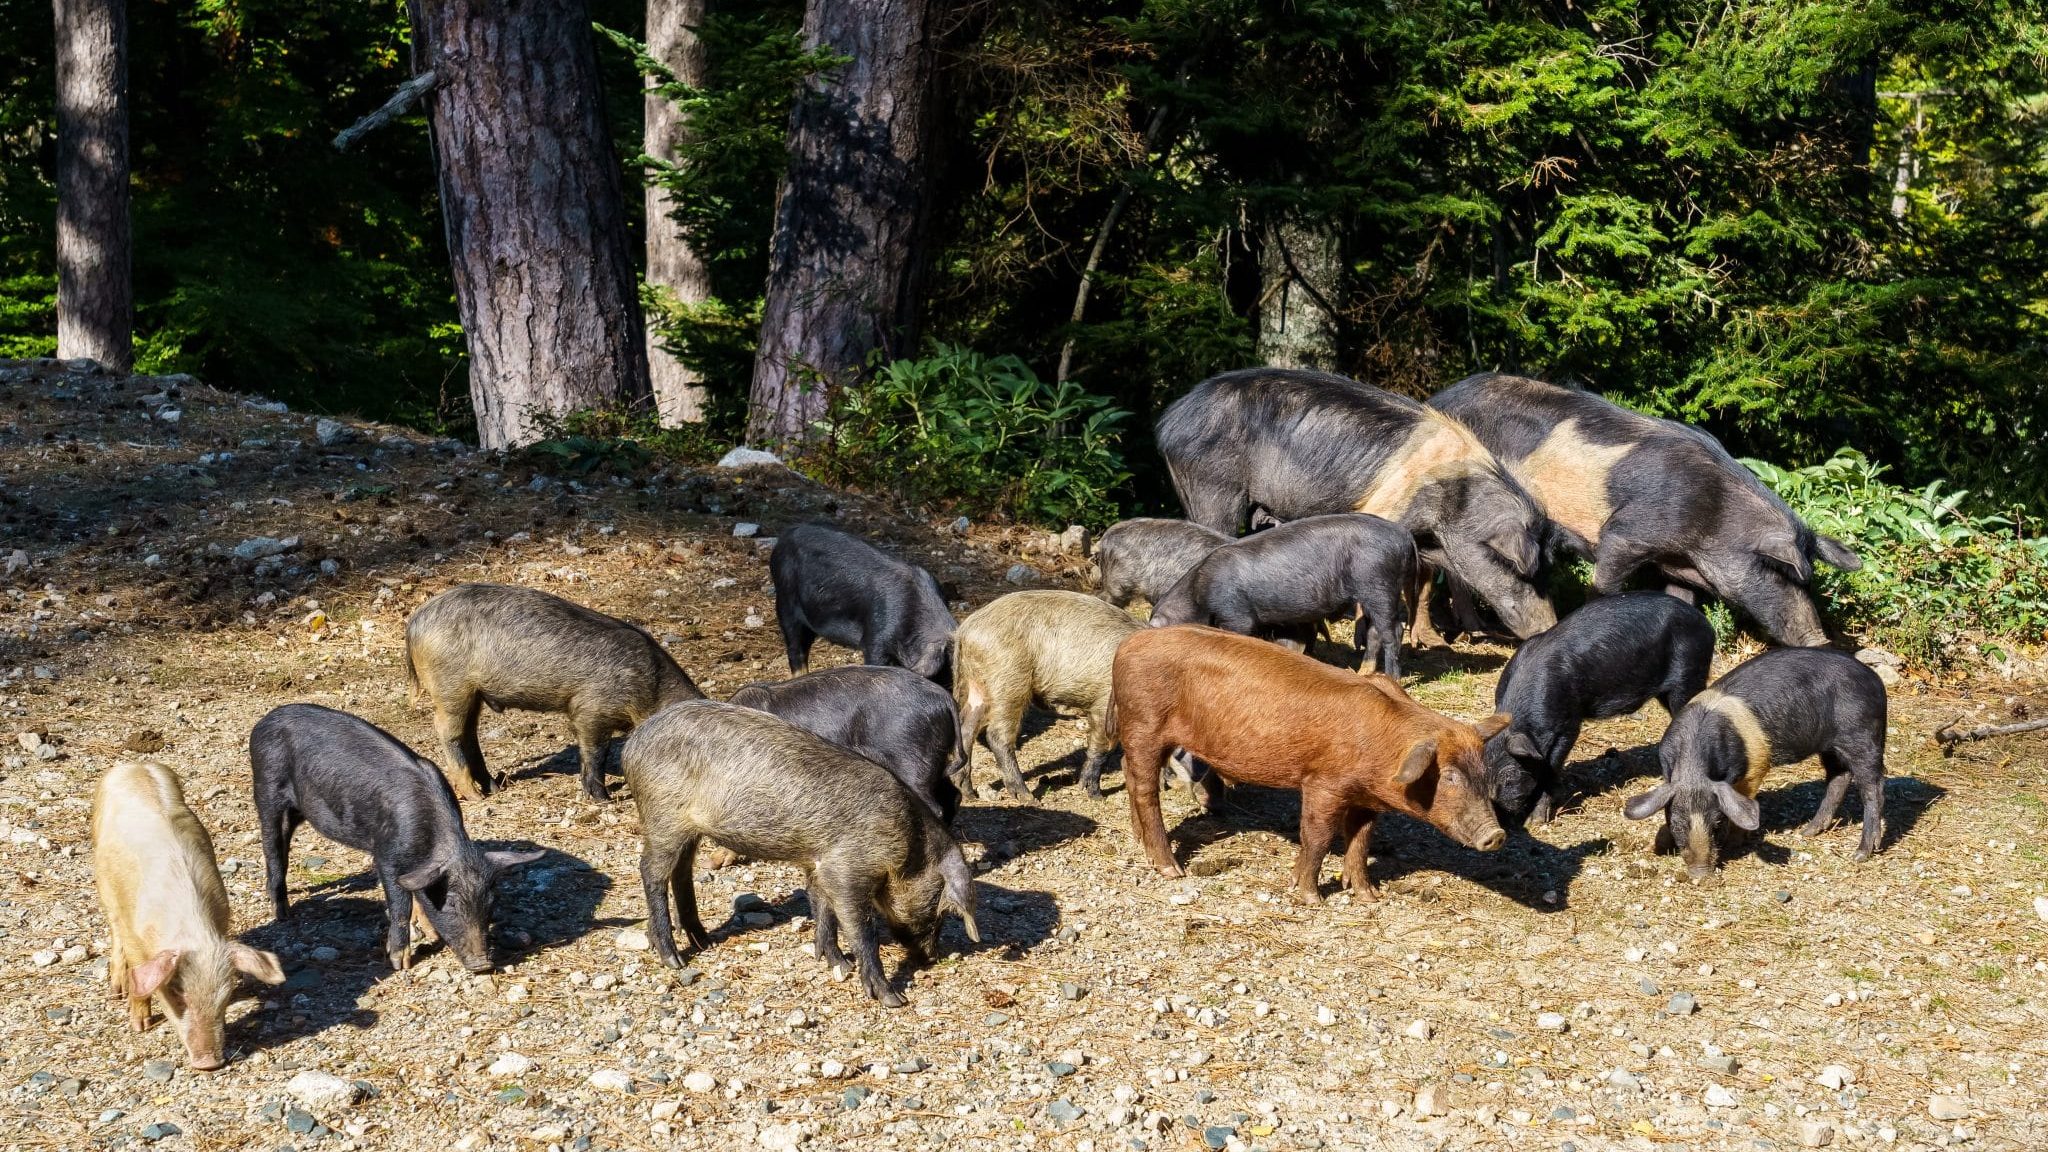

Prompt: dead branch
xmin=1933 ymin=714 xmax=2048 ymax=755
xmin=333 ymin=69 xmax=441 ymax=153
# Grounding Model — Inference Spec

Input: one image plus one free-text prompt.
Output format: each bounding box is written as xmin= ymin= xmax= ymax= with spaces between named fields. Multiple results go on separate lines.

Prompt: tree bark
xmin=644 ymin=0 xmax=712 ymax=425
xmin=747 ymin=0 xmax=935 ymax=451
xmin=1256 ymin=219 xmax=1340 ymax=371
xmin=53 ymin=0 xmax=131 ymax=372
xmin=407 ymin=0 xmax=651 ymax=450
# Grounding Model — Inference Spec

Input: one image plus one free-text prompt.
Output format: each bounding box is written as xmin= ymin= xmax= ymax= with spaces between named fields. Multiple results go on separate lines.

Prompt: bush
xmin=1746 ymin=449 xmax=2048 ymax=668
xmin=818 ymin=343 xmax=1130 ymax=528
xmin=516 ymin=408 xmax=735 ymax=479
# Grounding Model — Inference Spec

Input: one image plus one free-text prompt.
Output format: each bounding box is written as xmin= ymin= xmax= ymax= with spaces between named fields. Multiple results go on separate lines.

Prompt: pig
xmin=1429 ymin=373 xmax=1861 ymax=646
xmin=1111 ymin=625 xmax=1509 ymax=903
xmin=91 ymin=760 xmax=286 ymax=1071
xmin=1156 ymin=367 xmax=1555 ymax=638
xmin=952 ymin=590 xmax=1141 ymax=800
xmin=1094 ymin=518 xmax=1230 ymax=608
xmin=1483 ymin=592 xmax=1715 ymax=827
xmin=770 ymin=522 xmax=956 ymax=683
xmin=1147 ymin=513 xmax=1416 ymax=678
xmin=251 ymin=704 xmax=545 ymax=972
xmin=728 ymin=665 xmax=963 ymax=824
xmin=405 ymin=582 xmax=704 ymax=802
xmin=622 ymin=701 xmax=980 ymax=1006
xmin=1623 ymin=647 xmax=1887 ymax=880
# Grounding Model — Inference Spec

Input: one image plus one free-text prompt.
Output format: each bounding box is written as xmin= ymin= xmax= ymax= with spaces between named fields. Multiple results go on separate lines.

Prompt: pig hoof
xmin=389 ymin=949 xmax=412 ymax=972
xmin=1155 ymin=863 xmax=1184 ymax=879
xmin=1289 ymin=887 xmax=1323 ymax=906
xmin=880 ymin=990 xmax=908 ymax=1009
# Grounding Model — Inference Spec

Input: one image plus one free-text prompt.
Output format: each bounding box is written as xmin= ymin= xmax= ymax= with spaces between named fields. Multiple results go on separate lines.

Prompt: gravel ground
xmin=2 ymin=359 xmax=2045 ymax=1152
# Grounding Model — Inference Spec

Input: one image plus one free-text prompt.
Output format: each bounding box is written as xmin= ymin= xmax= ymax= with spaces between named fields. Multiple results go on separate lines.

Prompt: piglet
xmin=1095 ymin=518 xmax=1229 ymax=608
xmin=770 ymin=523 xmax=956 ymax=683
xmin=251 ymin=704 xmax=545 ymax=972
xmin=1624 ymin=647 xmax=1887 ymax=880
xmin=953 ymin=589 xmax=1140 ymax=799
xmin=729 ymin=665 xmax=963 ymax=824
xmin=623 ymin=701 xmax=979 ymax=1007
xmin=405 ymin=582 xmax=704 ymax=801
xmin=92 ymin=760 xmax=286 ymax=1071
xmin=1485 ymin=592 xmax=1715 ymax=826
xmin=1149 ymin=513 xmax=1416 ymax=677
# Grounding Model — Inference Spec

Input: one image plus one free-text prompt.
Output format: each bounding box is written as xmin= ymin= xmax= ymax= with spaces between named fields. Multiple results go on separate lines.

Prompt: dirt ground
xmin=2 ymin=359 xmax=2045 ymax=1152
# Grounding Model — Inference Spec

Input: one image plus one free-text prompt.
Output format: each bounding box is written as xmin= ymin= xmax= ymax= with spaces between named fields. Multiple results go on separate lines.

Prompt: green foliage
xmin=818 ymin=343 xmax=1131 ymax=528
xmin=519 ymin=408 xmax=734 ymax=478
xmin=1747 ymin=449 xmax=2048 ymax=667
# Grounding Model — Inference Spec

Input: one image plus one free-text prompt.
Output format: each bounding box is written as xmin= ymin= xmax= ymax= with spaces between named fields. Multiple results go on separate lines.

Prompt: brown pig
xmin=1111 ymin=626 xmax=1509 ymax=903
xmin=91 ymin=760 xmax=286 ymax=1071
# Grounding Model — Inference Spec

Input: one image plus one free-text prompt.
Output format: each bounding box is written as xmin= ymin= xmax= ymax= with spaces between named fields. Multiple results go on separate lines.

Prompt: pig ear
xmin=1814 ymin=534 xmax=1861 ymax=572
xmin=941 ymin=853 xmax=981 ymax=943
xmin=485 ymin=847 xmax=546 ymax=875
xmin=1486 ymin=528 xmax=1538 ymax=576
xmin=1714 ymin=781 xmax=1762 ymax=831
xmin=1507 ymin=731 xmax=1542 ymax=761
xmin=1394 ymin=738 xmax=1438 ymax=786
xmin=230 ymin=943 xmax=287 ymax=985
xmin=398 ymin=859 xmax=448 ymax=891
xmin=129 ymin=949 xmax=180 ymax=999
xmin=1754 ymin=532 xmax=1813 ymax=581
xmin=1622 ymin=783 xmax=1674 ymax=821
xmin=1471 ymin=712 xmax=1512 ymax=742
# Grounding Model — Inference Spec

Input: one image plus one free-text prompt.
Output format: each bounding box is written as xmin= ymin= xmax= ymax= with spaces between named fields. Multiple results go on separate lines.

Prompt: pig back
xmin=957 ymin=591 xmax=1137 ymax=707
xmin=409 ymin=583 xmax=674 ymax=712
xmin=92 ymin=761 xmax=231 ymax=946
xmin=623 ymin=701 xmax=924 ymax=864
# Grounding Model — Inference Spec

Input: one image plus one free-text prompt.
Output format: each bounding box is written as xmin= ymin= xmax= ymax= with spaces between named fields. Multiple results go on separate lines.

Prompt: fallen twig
xmin=1933 ymin=714 xmax=2048 ymax=754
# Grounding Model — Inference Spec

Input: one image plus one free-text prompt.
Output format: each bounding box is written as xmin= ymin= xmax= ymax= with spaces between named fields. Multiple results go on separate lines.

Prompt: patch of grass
xmin=1842 ymin=965 xmax=1881 ymax=983
xmin=1971 ymin=963 xmax=2005 ymax=982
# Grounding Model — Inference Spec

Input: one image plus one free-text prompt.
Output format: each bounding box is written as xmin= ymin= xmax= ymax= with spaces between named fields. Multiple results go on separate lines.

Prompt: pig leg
xmin=1122 ymin=737 xmax=1183 ymax=877
xmin=670 ymin=840 xmax=712 ymax=952
xmin=1801 ymin=750 xmax=1854 ymax=839
xmin=1527 ymin=723 xmax=1580 ymax=826
xmin=816 ymin=865 xmax=904 ymax=1007
xmin=378 ymin=867 xmax=417 ymax=971
xmin=572 ymin=715 xmax=615 ymax=803
xmin=1851 ymin=748 xmax=1885 ymax=862
xmin=1338 ymin=808 xmax=1379 ymax=900
xmin=432 ymin=689 xmax=494 ymax=800
xmin=980 ymin=702 xmax=1034 ymax=800
xmin=640 ymin=833 xmax=695 ymax=969
xmin=1290 ymin=791 xmax=1344 ymax=904
xmin=1364 ymin=592 xmax=1403 ymax=679
xmin=810 ymin=899 xmax=851 ymax=980
xmin=1079 ymin=700 xmax=1116 ymax=798
xmin=261 ymin=804 xmax=301 ymax=921
xmin=1410 ymin=570 xmax=1446 ymax=649
xmin=777 ymin=594 xmax=814 ymax=675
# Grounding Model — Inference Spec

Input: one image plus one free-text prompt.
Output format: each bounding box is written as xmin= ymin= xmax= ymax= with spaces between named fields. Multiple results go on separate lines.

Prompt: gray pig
xmin=1624 ymin=647 xmax=1887 ymax=880
xmin=953 ymin=590 xmax=1140 ymax=799
xmin=729 ymin=665 xmax=963 ymax=824
xmin=622 ymin=701 xmax=980 ymax=1007
xmin=1095 ymin=518 xmax=1230 ymax=608
xmin=1148 ymin=513 xmax=1416 ymax=678
xmin=405 ymin=582 xmax=704 ymax=802
xmin=251 ymin=704 xmax=544 ymax=971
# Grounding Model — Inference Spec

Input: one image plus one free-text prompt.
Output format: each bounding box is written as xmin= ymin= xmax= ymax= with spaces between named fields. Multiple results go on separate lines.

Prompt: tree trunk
xmin=747 ymin=0 xmax=935 ymax=451
xmin=53 ymin=0 xmax=131 ymax=372
xmin=644 ymin=0 xmax=712 ymax=425
xmin=1256 ymin=219 xmax=1340 ymax=371
xmin=407 ymin=0 xmax=651 ymax=450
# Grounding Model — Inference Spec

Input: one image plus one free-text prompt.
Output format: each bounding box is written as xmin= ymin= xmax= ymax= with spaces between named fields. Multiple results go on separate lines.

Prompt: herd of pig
xmin=85 ymin=368 xmax=1893 ymax=1073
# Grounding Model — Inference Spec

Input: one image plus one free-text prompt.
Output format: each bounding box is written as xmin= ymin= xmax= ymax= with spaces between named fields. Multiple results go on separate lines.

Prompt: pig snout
xmin=1471 ymin=825 xmax=1507 ymax=852
xmin=187 ymin=1051 xmax=227 ymax=1073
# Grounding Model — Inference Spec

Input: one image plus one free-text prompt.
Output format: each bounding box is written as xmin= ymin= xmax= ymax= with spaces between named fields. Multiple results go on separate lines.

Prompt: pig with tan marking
xmin=953 ymin=590 xmax=1140 ymax=799
xmin=1624 ymin=647 xmax=1888 ymax=880
xmin=92 ymin=760 xmax=286 ymax=1071
xmin=1430 ymin=374 xmax=1860 ymax=646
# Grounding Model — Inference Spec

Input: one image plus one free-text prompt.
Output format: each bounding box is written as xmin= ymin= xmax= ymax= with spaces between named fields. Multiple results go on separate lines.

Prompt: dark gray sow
xmin=1483 ymin=591 xmax=1714 ymax=826
xmin=622 ymin=700 xmax=979 ymax=1007
xmin=250 ymin=703 xmax=543 ymax=973
xmin=769 ymin=523 xmax=956 ymax=684
xmin=1094 ymin=518 xmax=1229 ymax=608
xmin=728 ymin=664 xmax=964 ymax=824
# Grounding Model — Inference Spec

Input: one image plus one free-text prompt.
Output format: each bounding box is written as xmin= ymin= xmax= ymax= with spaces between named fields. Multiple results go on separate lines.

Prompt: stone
xmin=842 ymin=1085 xmax=871 ymax=1109
xmin=1005 ymin=563 xmax=1036 ymax=585
xmin=1404 ymin=1019 xmax=1433 ymax=1041
xmin=315 ymin=418 xmax=357 ymax=446
xmin=1704 ymin=1084 xmax=1737 ymax=1108
xmin=733 ymin=523 xmax=761 ymax=538
xmin=488 ymin=1052 xmax=533 ymax=1077
xmin=142 ymin=1059 xmax=177 ymax=1082
xmin=683 ymin=1070 xmax=717 ymax=1093
xmin=717 ymin=447 xmax=783 ymax=469
xmin=2033 ymin=895 xmax=2048 ymax=923
xmin=1046 ymin=1062 xmax=1077 ymax=1078
xmin=233 ymin=536 xmax=296 ymax=561
xmin=309 ymin=945 xmax=340 ymax=963
xmin=1412 ymin=1084 xmax=1443 ymax=1117
xmin=58 ymin=945 xmax=87 ymax=965
xmin=587 ymin=1069 xmax=634 ymax=1093
xmin=1061 ymin=981 xmax=1086 ymax=1001
xmin=1665 ymin=992 xmax=1698 ymax=1016
xmin=893 ymin=1058 xmax=927 ymax=1074
xmin=1638 ymin=977 xmax=1661 ymax=996
xmin=1048 ymin=1100 xmax=1084 ymax=1126
xmin=759 ymin=1123 xmax=804 ymax=1150
xmin=615 ymin=928 xmax=649 ymax=952
xmin=950 ymin=517 xmax=972 ymax=535
xmin=1814 ymin=1066 xmax=1854 ymax=1091
xmin=819 ymin=1060 xmax=847 ymax=1079
xmin=1775 ymin=890 xmax=1794 ymax=904
xmin=139 ymin=1123 xmax=182 ymax=1142
xmin=30 ymin=950 xmax=58 ymax=968
xmin=1055 ymin=525 xmax=1090 ymax=555
xmin=1700 ymin=1055 xmax=1739 ymax=1075
xmin=1536 ymin=1012 xmax=1569 ymax=1032
xmin=285 ymin=1108 xmax=317 ymax=1134
xmin=1800 ymin=1121 xmax=1836 ymax=1147
xmin=4 ymin=550 xmax=27 ymax=576
xmin=287 ymin=1069 xmax=362 ymax=1112
xmin=1606 ymin=1068 xmax=1640 ymax=1091
xmin=785 ymin=1009 xmax=809 ymax=1029
xmin=1203 ymin=1126 xmax=1235 ymax=1150
xmin=1316 ymin=1005 xmax=1336 ymax=1027
xmin=1927 ymin=1095 xmax=1971 ymax=1121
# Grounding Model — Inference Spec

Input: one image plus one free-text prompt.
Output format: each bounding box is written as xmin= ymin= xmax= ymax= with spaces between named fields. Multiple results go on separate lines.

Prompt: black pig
xmin=728 ymin=665 xmax=963 ymax=824
xmin=250 ymin=704 xmax=544 ymax=972
xmin=1095 ymin=518 xmax=1230 ymax=608
xmin=1156 ymin=368 xmax=1555 ymax=638
xmin=1624 ymin=647 xmax=1887 ymax=880
xmin=1148 ymin=513 xmax=1416 ymax=678
xmin=1484 ymin=592 xmax=1715 ymax=826
xmin=1430 ymin=373 xmax=1860 ymax=646
xmin=623 ymin=701 xmax=979 ymax=1007
xmin=770 ymin=523 xmax=956 ymax=683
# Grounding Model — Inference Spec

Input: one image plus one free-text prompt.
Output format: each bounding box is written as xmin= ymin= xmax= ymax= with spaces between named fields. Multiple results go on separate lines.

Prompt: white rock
xmin=717 ymin=447 xmax=783 ymax=469
xmin=1814 ymin=1065 xmax=1854 ymax=1091
xmin=286 ymin=1070 xmax=362 ymax=1112
xmin=759 ymin=1123 xmax=804 ymax=1150
xmin=683 ymin=1070 xmax=717 ymax=1093
xmin=1536 ymin=1012 xmax=1569 ymax=1033
xmin=1927 ymin=1095 xmax=1971 ymax=1121
xmin=315 ymin=418 xmax=356 ymax=446
xmin=1412 ymin=1084 xmax=1443 ymax=1117
xmin=819 ymin=1059 xmax=847 ymax=1080
xmin=615 ymin=928 xmax=649 ymax=952
xmin=733 ymin=523 xmax=761 ymax=538
xmin=1315 ymin=1005 xmax=1336 ymax=1027
xmin=785 ymin=1009 xmax=808 ymax=1028
xmin=2033 ymin=896 xmax=2048 ymax=923
xmin=1606 ymin=1068 xmax=1640 ymax=1091
xmin=1800 ymin=1120 xmax=1836 ymax=1147
xmin=1404 ymin=1019 xmax=1433 ymax=1041
xmin=1704 ymin=1084 xmax=1737 ymax=1109
xmin=590 ymin=973 xmax=617 ymax=991
xmin=488 ymin=1052 xmax=533 ymax=1077
xmin=587 ymin=1069 xmax=634 ymax=1093
xmin=651 ymin=1100 xmax=680 ymax=1122
xmin=59 ymin=945 xmax=88 ymax=965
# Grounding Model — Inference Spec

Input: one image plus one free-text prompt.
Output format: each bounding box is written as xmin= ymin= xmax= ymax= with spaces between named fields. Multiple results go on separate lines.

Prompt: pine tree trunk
xmin=53 ymin=0 xmax=131 ymax=372
xmin=644 ymin=0 xmax=711 ymax=425
xmin=1256 ymin=219 xmax=1340 ymax=371
xmin=747 ymin=0 xmax=935 ymax=451
xmin=408 ymin=0 xmax=651 ymax=450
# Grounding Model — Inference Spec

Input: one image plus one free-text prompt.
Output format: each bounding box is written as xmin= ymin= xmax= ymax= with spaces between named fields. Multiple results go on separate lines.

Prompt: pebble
xmin=759 ymin=1122 xmax=804 ymax=1150
xmin=1536 ymin=1012 xmax=1569 ymax=1032
xmin=1047 ymin=1061 xmax=1077 ymax=1078
xmin=1185 ymin=1050 xmax=1210 ymax=1067
xmin=45 ymin=1006 xmax=71 ymax=1025
xmin=1814 ymin=1065 xmax=1854 ymax=1091
xmin=30 ymin=950 xmax=58 ymax=967
xmin=1061 ymin=981 xmax=1086 ymax=1001
xmin=315 ymin=418 xmax=355 ymax=446
xmin=139 ymin=1122 xmax=182 ymax=1142
xmin=683 ymin=1070 xmax=718 ymax=1093
xmin=587 ymin=1069 xmax=634 ymax=1093
xmin=1412 ymin=1084 xmax=1443 ymax=1117
xmin=615 ymin=928 xmax=649 ymax=951
xmin=1638 ymin=977 xmax=1660 ymax=996
xmin=1704 ymin=1084 xmax=1738 ymax=1108
xmin=733 ymin=523 xmax=760 ymax=538
xmin=842 ymin=1085 xmax=871 ymax=1109
xmin=820 ymin=1060 xmax=847 ymax=1079
xmin=1315 ymin=1005 xmax=1336 ymax=1027
xmin=1775 ymin=890 xmax=1794 ymax=904
xmin=717 ymin=447 xmax=783 ymax=469
xmin=1666 ymin=992 xmax=1698 ymax=1016
xmin=893 ymin=1058 xmax=927 ymax=1074
xmin=1404 ymin=1019 xmax=1432 ymax=1041
xmin=1606 ymin=1068 xmax=1640 ymax=1091
xmin=309 ymin=946 xmax=340 ymax=962
xmin=1701 ymin=1054 xmax=1738 ymax=1075
xmin=1203 ymin=1126 xmax=1235 ymax=1150
xmin=590 ymin=973 xmax=617 ymax=991
xmin=285 ymin=1108 xmax=317 ymax=1134
xmin=1005 ymin=563 xmax=1035 ymax=585
xmin=1048 ymin=1099 xmax=1084 ymax=1126
xmin=1800 ymin=1120 xmax=1836 ymax=1147
xmin=488 ymin=1052 xmax=533 ymax=1077
xmin=1927 ymin=1095 xmax=1971 ymax=1121
xmin=985 ymin=1011 xmax=1010 ymax=1026
xmin=2034 ymin=895 xmax=2048 ymax=923
xmin=287 ymin=1069 xmax=362 ymax=1112
xmin=142 ymin=1059 xmax=177 ymax=1083
xmin=785 ymin=1009 xmax=809 ymax=1028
